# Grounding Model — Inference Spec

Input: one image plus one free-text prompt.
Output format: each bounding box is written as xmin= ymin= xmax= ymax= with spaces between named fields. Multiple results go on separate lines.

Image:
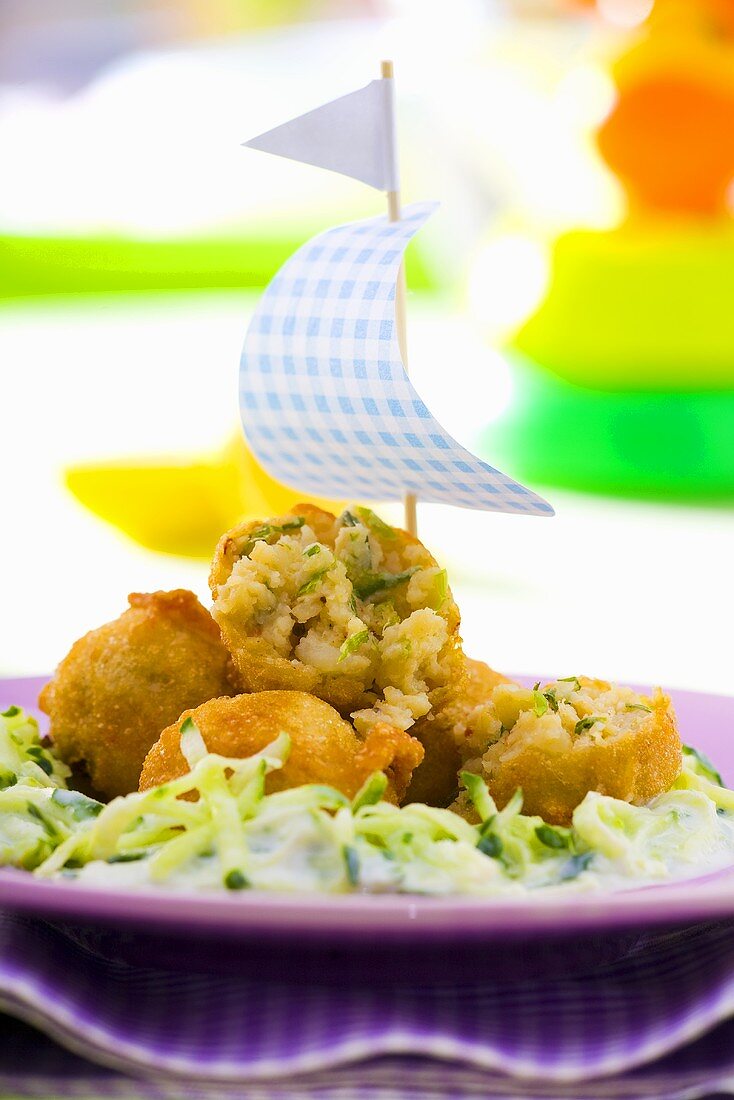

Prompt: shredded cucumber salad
xmin=2 ymin=706 xmax=734 ymax=896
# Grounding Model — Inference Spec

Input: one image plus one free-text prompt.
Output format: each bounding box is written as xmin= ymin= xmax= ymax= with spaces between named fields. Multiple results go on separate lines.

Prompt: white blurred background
xmin=1 ymin=0 xmax=732 ymax=694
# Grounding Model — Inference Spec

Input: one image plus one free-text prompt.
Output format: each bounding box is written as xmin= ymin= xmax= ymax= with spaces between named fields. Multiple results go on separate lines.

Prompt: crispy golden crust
xmin=447 ymin=658 xmax=512 ymax=744
xmin=139 ymin=690 xmax=423 ymax=804
xmin=351 ymin=721 xmax=425 ymax=805
xmin=403 ymin=710 xmax=461 ymax=806
xmin=38 ymin=590 xmax=238 ymax=800
xmin=207 ymin=633 xmax=368 ymax=711
xmin=402 ymin=657 xmax=509 ymax=805
xmin=403 ymin=657 xmax=511 ymax=806
xmin=482 ymin=686 xmax=682 ymax=826
xmin=463 ymin=658 xmax=513 ymax=704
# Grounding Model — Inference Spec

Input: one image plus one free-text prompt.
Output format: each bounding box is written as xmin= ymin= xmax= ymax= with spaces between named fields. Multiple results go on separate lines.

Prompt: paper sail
xmin=244 ymin=80 xmax=399 ymax=192
xmin=240 ymin=202 xmax=553 ymax=516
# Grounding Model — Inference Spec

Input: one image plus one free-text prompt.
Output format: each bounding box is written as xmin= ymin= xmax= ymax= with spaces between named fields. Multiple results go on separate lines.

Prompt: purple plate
xmin=2 ymin=675 xmax=734 ymax=960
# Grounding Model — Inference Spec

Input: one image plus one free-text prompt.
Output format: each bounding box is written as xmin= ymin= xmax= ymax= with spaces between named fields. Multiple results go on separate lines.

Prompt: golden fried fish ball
xmin=400 ymin=658 xmax=512 ymax=807
xmin=209 ymin=504 xmax=465 ymax=804
xmin=466 ymin=677 xmax=681 ymax=825
xmin=444 ymin=658 xmax=514 ymax=764
xmin=402 ymin=711 xmax=461 ymax=806
xmin=139 ymin=690 xmax=424 ymax=804
xmin=39 ymin=590 xmax=238 ymax=800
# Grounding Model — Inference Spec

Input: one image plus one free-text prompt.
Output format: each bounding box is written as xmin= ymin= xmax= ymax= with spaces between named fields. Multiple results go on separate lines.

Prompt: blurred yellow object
xmin=65 ymin=434 xmax=343 ymax=559
xmin=612 ymin=0 xmax=734 ymax=95
xmin=512 ymin=222 xmax=734 ymax=389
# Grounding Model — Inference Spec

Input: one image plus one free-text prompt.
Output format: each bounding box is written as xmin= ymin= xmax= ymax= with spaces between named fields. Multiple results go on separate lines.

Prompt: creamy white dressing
xmin=57 ymin=795 xmax=734 ymax=898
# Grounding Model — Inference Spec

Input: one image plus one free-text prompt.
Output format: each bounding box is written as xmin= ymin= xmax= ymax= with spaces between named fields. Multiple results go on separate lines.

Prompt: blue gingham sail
xmin=240 ymin=202 xmax=553 ymax=515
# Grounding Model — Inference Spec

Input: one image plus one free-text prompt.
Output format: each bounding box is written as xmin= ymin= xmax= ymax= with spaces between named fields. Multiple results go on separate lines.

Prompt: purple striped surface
xmin=1 ymin=913 xmax=734 ymax=1097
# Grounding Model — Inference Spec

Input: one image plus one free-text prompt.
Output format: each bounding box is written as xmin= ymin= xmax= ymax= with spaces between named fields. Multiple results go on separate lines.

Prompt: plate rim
xmin=3 ymin=864 xmax=734 ymax=940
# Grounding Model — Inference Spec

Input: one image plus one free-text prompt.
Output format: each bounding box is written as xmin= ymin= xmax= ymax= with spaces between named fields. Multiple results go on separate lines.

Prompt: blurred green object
xmin=1 ymin=234 xmax=435 ymax=298
xmin=513 ymin=225 xmax=734 ymax=391
xmin=481 ymin=353 xmax=734 ymax=499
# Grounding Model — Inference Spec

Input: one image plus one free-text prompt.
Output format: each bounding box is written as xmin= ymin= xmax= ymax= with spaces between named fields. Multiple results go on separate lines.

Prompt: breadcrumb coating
xmin=447 ymin=658 xmax=514 ymax=764
xmin=139 ymin=690 xmax=424 ymax=804
xmin=400 ymin=657 xmax=512 ymax=807
xmin=38 ymin=590 xmax=238 ymax=799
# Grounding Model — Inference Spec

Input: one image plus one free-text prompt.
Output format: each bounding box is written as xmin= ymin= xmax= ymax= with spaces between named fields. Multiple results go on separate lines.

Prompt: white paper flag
xmin=244 ymin=79 xmax=399 ymax=192
xmin=240 ymin=203 xmax=553 ymax=517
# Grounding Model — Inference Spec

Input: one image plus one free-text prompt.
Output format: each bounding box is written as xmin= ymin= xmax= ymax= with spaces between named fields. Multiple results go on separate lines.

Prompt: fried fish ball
xmin=465 ymin=677 xmax=681 ymax=826
xmin=39 ymin=590 xmax=238 ymax=800
xmin=139 ymin=690 xmax=424 ymax=804
xmin=402 ymin=710 xmax=461 ymax=806
xmin=444 ymin=658 xmax=514 ymax=764
xmin=209 ymin=504 xmax=465 ymax=803
xmin=401 ymin=658 xmax=512 ymax=807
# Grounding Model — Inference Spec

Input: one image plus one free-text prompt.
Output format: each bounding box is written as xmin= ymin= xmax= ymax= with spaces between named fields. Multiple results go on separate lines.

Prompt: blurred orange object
xmin=598 ymin=0 xmax=734 ymax=216
xmin=598 ymin=76 xmax=734 ymax=216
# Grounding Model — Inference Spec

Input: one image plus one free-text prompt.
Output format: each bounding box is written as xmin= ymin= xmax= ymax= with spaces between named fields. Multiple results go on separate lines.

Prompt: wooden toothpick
xmin=381 ymin=59 xmax=417 ymax=538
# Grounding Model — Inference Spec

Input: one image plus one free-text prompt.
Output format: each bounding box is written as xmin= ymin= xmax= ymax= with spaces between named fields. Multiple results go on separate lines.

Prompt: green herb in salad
xmin=682 ymin=745 xmax=724 ymax=787
xmin=535 ymin=823 xmax=571 ymax=850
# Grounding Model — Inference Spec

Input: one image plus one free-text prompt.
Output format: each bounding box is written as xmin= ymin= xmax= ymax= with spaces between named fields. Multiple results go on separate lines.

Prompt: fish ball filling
xmin=462 ymin=677 xmax=682 ymax=825
xmin=210 ymin=506 xmax=463 ymax=737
